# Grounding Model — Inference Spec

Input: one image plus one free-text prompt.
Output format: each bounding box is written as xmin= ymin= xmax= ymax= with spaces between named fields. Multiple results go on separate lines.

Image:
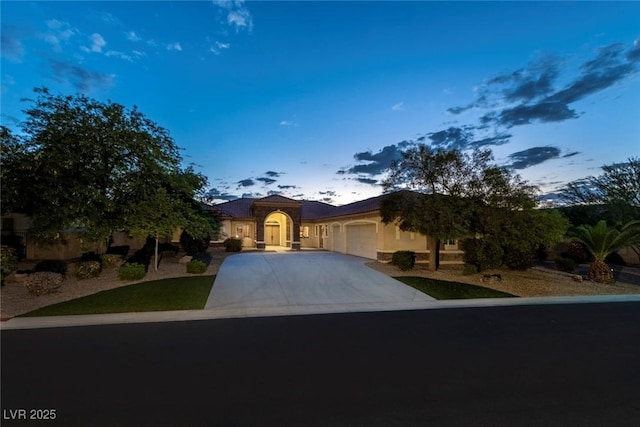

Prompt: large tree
xmin=381 ymin=146 xmax=565 ymax=270
xmin=561 ymin=157 xmax=640 ymax=225
xmin=1 ymin=87 xmax=216 ymax=246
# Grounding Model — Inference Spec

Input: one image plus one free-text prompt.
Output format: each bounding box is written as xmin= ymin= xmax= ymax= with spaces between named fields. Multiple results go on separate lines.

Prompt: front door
xmin=266 ymin=224 xmax=280 ymax=245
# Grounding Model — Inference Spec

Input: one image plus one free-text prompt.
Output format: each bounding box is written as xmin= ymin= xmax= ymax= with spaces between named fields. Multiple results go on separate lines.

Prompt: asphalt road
xmin=2 ymin=302 xmax=640 ymax=427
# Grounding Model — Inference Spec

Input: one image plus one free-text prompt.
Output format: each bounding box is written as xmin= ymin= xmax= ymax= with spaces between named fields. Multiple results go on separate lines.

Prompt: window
xmin=300 ymin=226 xmax=309 ymax=238
xmin=236 ymin=225 xmax=250 ymax=239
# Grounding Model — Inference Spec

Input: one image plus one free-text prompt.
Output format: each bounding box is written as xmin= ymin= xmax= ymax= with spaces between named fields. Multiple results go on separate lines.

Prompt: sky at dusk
xmin=1 ymin=1 xmax=639 ymax=205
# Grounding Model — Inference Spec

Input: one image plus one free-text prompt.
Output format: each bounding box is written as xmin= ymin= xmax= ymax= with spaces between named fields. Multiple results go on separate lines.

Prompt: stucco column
xmin=256 ymin=215 xmax=266 ymax=250
xmin=292 ymin=221 xmax=301 ymax=250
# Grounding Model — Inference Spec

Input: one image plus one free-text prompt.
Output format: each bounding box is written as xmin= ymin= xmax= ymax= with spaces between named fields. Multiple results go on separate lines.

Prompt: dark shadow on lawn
xmin=395 ymin=276 xmax=516 ymax=300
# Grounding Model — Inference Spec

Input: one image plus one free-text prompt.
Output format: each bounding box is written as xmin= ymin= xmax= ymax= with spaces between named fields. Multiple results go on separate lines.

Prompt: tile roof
xmin=211 ymin=198 xmax=254 ymax=219
xmin=213 ymin=194 xmax=386 ymax=220
xmin=255 ymin=195 xmax=301 ymax=204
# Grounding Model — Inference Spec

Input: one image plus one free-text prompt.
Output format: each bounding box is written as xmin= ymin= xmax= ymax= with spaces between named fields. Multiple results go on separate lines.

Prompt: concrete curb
xmin=2 ymin=294 xmax=639 ymax=330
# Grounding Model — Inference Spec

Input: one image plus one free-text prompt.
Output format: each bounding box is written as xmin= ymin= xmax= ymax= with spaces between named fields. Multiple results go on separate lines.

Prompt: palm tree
xmin=570 ymin=220 xmax=640 ymax=283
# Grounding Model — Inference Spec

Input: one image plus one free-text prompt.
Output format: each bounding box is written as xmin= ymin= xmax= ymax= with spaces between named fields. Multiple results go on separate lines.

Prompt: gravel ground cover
xmin=1 ymin=249 xmax=233 ymax=319
xmin=366 ymin=261 xmax=640 ymax=298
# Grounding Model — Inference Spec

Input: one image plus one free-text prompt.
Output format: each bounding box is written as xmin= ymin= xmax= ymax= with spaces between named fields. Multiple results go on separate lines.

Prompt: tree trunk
xmin=428 ymin=238 xmax=440 ymax=271
xmin=587 ymin=259 xmax=613 ymax=284
xmin=154 ymin=234 xmax=159 ymax=271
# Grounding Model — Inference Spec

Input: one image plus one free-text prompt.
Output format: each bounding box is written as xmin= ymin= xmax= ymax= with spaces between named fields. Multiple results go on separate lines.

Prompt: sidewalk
xmin=3 ymin=294 xmax=640 ymax=330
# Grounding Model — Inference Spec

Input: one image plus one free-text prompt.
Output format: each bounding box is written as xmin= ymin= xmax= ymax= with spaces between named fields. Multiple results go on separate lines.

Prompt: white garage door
xmin=346 ymin=224 xmax=377 ymax=259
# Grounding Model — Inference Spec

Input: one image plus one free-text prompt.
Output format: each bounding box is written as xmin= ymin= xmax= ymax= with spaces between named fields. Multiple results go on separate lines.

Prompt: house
xmin=208 ymin=194 xmax=464 ymax=265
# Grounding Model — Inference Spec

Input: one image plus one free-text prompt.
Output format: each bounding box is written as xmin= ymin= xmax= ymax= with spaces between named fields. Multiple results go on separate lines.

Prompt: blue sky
xmin=2 ymin=1 xmax=639 ymax=205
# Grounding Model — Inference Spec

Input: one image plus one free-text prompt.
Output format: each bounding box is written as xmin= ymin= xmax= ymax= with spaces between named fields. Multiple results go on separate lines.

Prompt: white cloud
xmin=167 ymin=42 xmax=182 ymax=51
xmin=125 ymin=31 xmax=141 ymax=42
xmin=280 ymin=120 xmax=294 ymax=126
xmin=132 ymin=50 xmax=146 ymax=57
xmin=105 ymin=50 xmax=132 ymax=62
xmin=210 ymin=40 xmax=231 ymax=55
xmin=227 ymin=9 xmax=253 ymax=30
xmin=43 ymin=20 xmax=77 ymax=51
xmin=81 ymin=33 xmax=106 ymax=53
xmin=46 ymin=19 xmax=63 ymax=30
xmin=391 ymin=102 xmax=404 ymax=111
xmin=213 ymin=0 xmax=254 ymax=32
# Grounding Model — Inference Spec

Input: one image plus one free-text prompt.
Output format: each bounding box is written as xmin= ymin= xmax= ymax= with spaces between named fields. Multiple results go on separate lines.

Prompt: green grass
xmin=395 ymin=276 xmax=516 ymax=300
xmin=19 ymin=275 xmax=216 ymax=317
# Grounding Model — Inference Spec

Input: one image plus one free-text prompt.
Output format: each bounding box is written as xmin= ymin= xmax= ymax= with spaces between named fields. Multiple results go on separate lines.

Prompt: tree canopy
xmin=381 ymin=145 xmax=567 ymax=270
xmin=560 ymin=157 xmax=640 ymax=225
xmin=1 ymin=87 xmax=217 ymax=245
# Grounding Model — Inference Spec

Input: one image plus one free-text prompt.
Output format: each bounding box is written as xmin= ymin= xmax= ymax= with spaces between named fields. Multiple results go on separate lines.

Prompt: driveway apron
xmin=205 ymin=252 xmax=434 ymax=312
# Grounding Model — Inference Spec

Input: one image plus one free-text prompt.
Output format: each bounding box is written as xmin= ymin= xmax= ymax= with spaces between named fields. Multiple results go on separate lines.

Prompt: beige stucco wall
xmin=230 ymin=220 xmax=256 ymax=248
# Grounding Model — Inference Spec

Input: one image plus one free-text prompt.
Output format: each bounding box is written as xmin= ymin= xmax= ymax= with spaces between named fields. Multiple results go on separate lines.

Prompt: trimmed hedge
xmin=186 ymin=260 xmax=208 ymax=274
xmin=503 ymin=247 xmax=536 ymax=270
xmin=391 ymin=251 xmax=416 ymax=271
xmin=118 ymin=263 xmax=146 ymax=281
xmin=461 ymin=239 xmax=504 ymax=272
xmin=224 ymin=238 xmax=242 ymax=252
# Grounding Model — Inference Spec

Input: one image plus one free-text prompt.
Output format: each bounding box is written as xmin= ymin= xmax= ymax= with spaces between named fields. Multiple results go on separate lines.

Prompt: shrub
xmin=118 ymin=263 xmax=146 ymax=281
xmin=75 ymin=261 xmax=102 ymax=280
xmin=101 ymin=254 xmax=123 ymax=268
xmin=391 ymin=250 xmax=416 ymax=271
xmin=1 ymin=246 xmax=19 ymax=284
xmin=106 ymin=245 xmax=130 ymax=256
xmin=462 ymin=239 xmax=504 ymax=272
xmin=555 ymin=257 xmax=577 ymax=273
xmin=562 ymin=242 xmax=592 ymax=264
xmin=186 ymin=260 xmax=208 ymax=274
xmin=34 ymin=259 xmax=68 ymax=276
xmin=503 ymin=247 xmax=536 ymax=270
xmin=180 ymin=231 xmax=210 ymax=255
xmin=192 ymin=251 xmax=212 ymax=266
xmin=224 ymin=238 xmax=242 ymax=252
xmin=25 ymin=272 xmax=64 ymax=296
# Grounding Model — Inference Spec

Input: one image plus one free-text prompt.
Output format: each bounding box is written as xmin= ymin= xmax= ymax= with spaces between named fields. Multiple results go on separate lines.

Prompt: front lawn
xmin=19 ymin=275 xmax=215 ymax=317
xmin=395 ymin=276 xmax=516 ymax=300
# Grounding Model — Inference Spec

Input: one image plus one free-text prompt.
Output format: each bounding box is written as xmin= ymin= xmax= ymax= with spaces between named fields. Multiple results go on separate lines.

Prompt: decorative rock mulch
xmin=365 ymin=262 xmax=640 ymax=298
xmin=0 ymin=249 xmax=234 ymax=319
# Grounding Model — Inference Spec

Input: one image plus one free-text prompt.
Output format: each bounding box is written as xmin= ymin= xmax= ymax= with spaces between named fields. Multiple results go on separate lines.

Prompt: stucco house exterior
xmin=209 ymin=194 xmax=464 ymax=264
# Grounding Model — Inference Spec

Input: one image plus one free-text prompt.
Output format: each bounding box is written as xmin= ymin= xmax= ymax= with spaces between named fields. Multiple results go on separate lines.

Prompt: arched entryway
xmin=264 ymin=211 xmax=294 ymax=249
xmin=252 ymin=195 xmax=302 ymax=251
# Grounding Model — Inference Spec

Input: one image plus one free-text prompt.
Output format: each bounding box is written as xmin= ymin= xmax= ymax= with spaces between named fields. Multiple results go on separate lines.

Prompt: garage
xmin=346 ymin=223 xmax=377 ymax=259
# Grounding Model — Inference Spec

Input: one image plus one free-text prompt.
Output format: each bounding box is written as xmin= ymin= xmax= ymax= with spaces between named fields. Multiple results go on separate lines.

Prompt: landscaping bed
xmin=366 ymin=262 xmax=640 ymax=298
xmin=1 ymin=248 xmax=233 ymax=319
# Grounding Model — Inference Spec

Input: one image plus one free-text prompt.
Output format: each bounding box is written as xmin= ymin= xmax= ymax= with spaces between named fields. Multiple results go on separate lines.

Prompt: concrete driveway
xmin=205 ymin=251 xmax=435 ymax=316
